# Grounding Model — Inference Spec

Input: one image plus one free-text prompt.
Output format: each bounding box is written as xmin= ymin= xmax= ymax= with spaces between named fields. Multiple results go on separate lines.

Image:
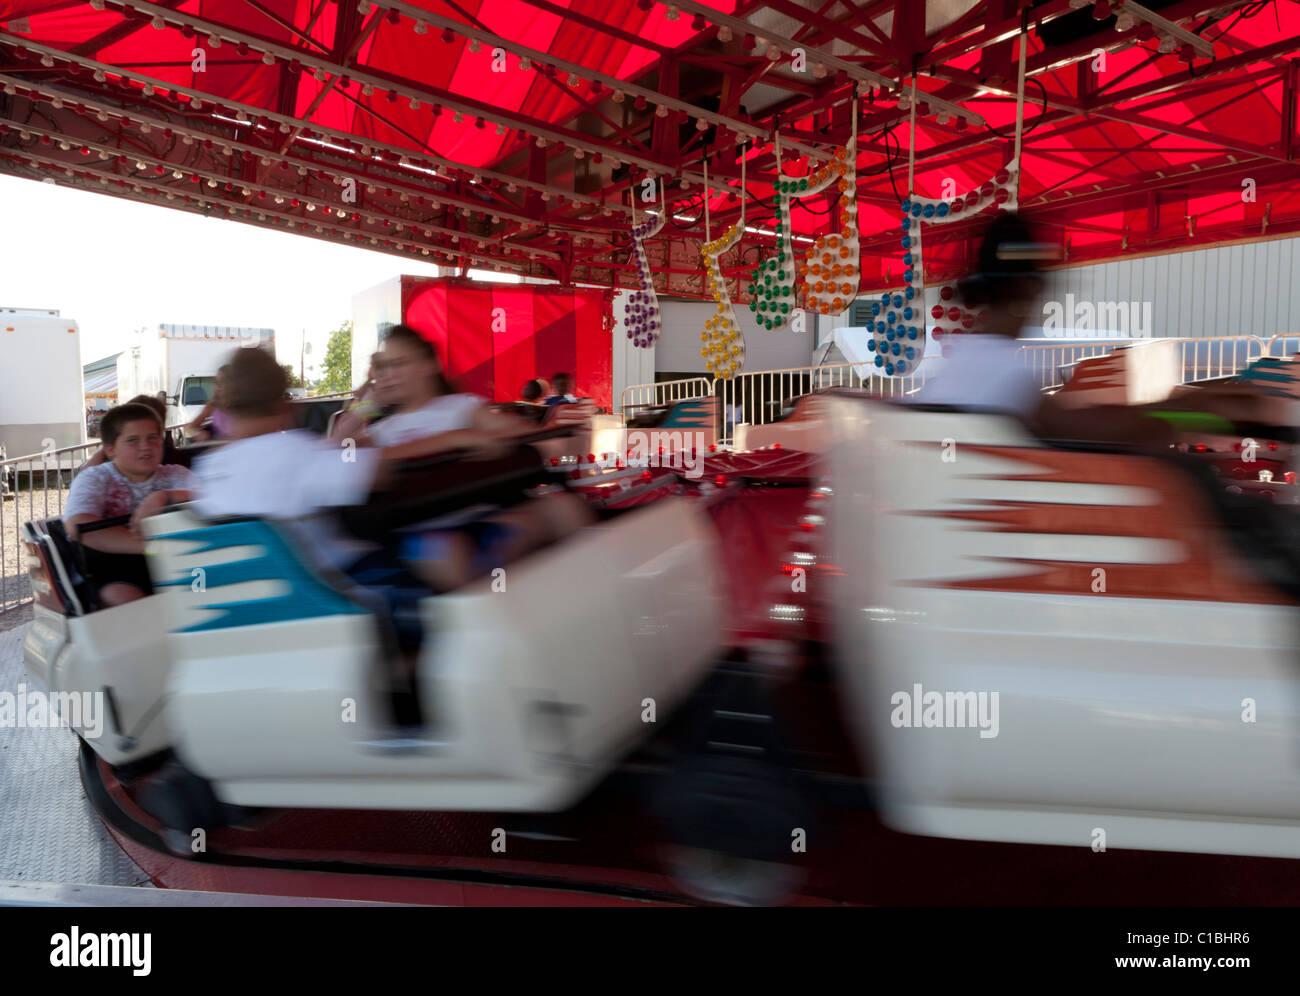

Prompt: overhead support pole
xmin=667 ymin=0 xmax=984 ymax=127
xmin=907 ymin=76 xmax=917 ymax=194
xmin=377 ymin=0 xmax=770 ymax=147
xmin=1285 ymin=59 xmax=1300 ymax=161
xmin=24 ymin=6 xmax=705 ymax=184
xmin=1013 ymin=7 xmax=1028 ymax=187
xmin=0 ymin=32 xmax=636 ymax=216
xmin=1118 ymin=1 xmax=1215 ymax=59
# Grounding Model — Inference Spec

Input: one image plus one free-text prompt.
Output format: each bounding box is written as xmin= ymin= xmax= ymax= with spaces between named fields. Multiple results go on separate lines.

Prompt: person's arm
xmin=380 ymin=427 xmax=506 ymax=464
xmin=76 ymin=448 xmax=107 ymax=472
xmin=349 ymin=379 xmax=374 ymax=405
xmin=330 ymin=407 xmax=375 ymax=443
xmin=128 ymin=488 xmax=195 ymax=537
xmin=185 ymin=395 xmax=219 ymax=432
xmin=67 ymin=514 xmax=145 ymax=554
xmin=472 ymin=402 xmax=543 ymax=439
xmin=313 ymin=430 xmax=488 ymax=501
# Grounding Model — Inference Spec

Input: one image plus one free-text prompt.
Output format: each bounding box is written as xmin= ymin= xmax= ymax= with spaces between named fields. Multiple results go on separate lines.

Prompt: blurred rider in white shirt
xmin=914 ymin=211 xmax=1051 ymax=421
xmin=915 ymin=212 xmax=1177 ymax=449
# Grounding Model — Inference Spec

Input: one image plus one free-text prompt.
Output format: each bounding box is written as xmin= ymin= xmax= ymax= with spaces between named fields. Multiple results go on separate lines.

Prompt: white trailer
xmin=0 ymin=307 xmax=85 ymax=466
xmin=118 ymin=325 xmax=275 ymax=431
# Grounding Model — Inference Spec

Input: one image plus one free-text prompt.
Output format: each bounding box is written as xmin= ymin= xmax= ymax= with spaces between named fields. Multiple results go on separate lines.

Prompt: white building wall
xmin=609 ymin=288 xmax=657 ymax=409
xmin=1037 ymin=236 xmax=1300 ymax=341
xmin=653 ymin=298 xmax=815 ymax=374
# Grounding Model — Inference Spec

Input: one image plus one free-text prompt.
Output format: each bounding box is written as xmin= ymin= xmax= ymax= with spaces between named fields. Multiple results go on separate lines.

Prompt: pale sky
xmin=0 ymin=172 xmax=470 ymax=380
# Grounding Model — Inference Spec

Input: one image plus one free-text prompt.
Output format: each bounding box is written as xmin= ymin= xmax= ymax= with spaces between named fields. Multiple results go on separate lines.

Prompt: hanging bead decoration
xmin=700 ymin=152 xmax=747 ymax=379
xmin=626 ymin=178 xmax=665 ymax=348
xmin=747 ymin=135 xmax=850 ymax=331
xmin=701 ymin=220 xmax=745 ymax=378
xmin=801 ymin=112 xmax=860 ymax=318
xmin=866 ymin=159 xmax=1019 ymax=375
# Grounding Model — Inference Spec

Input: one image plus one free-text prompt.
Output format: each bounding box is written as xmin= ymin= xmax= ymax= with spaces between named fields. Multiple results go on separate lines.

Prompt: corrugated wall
xmin=1039 ymin=237 xmax=1300 ymax=340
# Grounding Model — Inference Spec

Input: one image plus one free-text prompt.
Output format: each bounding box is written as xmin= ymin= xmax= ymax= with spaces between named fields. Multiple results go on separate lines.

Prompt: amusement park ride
xmin=8 ymin=0 xmax=1300 ymax=905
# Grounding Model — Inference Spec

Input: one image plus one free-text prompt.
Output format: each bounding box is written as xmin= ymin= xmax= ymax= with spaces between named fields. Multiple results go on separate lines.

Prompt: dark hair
xmin=222 ymin=346 xmax=287 ymax=417
xmin=551 ymin=371 xmax=573 ymax=391
xmin=520 ymin=379 xmax=543 ymax=402
xmin=127 ymin=393 xmax=166 ymax=422
xmin=959 ymin=211 xmax=1049 ymax=308
xmin=381 ymin=324 xmax=457 ymax=396
xmin=101 ymin=402 xmax=162 ymax=446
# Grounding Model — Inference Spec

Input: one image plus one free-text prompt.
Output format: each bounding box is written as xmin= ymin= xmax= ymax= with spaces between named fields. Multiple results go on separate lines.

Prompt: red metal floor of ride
xmin=89 ymin=748 xmax=1300 ymax=906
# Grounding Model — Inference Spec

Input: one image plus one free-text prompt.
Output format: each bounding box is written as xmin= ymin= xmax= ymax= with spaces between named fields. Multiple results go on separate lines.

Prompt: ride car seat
xmin=43 ymin=518 xmax=99 ymax=614
xmin=23 ymin=518 xmax=88 ymax=615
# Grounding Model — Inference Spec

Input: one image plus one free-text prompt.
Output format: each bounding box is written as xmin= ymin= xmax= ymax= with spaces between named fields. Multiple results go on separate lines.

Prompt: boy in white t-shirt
xmin=156 ymin=346 xmax=489 ymax=564
xmin=64 ymin=402 xmax=198 ymax=606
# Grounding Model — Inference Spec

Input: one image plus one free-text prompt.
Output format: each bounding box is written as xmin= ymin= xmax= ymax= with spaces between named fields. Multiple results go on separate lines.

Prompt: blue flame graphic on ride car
xmin=155 ymin=520 xmax=364 ymax=633
xmin=1236 ymin=357 xmax=1300 ymax=396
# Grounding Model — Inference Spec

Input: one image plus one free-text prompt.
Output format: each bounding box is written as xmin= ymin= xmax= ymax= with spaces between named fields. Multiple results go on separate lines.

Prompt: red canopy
xmin=1 ymin=0 xmax=1297 ymax=293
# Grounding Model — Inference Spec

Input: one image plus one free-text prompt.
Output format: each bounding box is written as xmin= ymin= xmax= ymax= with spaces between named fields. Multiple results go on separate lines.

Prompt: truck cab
xmin=169 ymin=372 xmax=217 ymax=430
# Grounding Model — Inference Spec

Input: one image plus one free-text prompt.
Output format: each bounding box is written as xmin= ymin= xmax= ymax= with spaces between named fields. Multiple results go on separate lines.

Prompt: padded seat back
xmin=41 ymin=518 xmax=96 ymax=614
xmin=22 ymin=519 xmax=86 ymax=616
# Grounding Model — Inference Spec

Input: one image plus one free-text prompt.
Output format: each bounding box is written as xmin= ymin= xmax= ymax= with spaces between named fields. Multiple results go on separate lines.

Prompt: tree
xmin=318 ymin=320 xmax=353 ymax=395
xmin=280 ymin=364 xmax=304 ymax=389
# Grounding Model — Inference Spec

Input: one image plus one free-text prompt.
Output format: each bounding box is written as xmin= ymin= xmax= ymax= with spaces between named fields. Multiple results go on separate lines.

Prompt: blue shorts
xmin=344 ymin=550 xmax=428 ymax=652
xmin=398 ymin=519 xmax=520 ymax=577
xmin=345 ymin=519 xmax=521 ymax=650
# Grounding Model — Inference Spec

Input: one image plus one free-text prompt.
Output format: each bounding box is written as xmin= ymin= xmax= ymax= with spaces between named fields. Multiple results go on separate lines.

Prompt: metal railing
xmin=618 ymin=377 xmax=713 ymax=414
xmin=1176 ymin=335 xmax=1265 ymax=383
xmin=1 ymin=439 xmax=104 ymax=616
xmin=1265 ymin=334 xmax=1300 ymax=358
xmin=626 ymin=334 xmax=1275 ymax=445
xmin=711 ymin=357 xmax=940 ymax=443
xmin=1018 ymin=341 xmax=1127 ymax=390
xmin=1019 ymin=335 xmax=1267 ymax=390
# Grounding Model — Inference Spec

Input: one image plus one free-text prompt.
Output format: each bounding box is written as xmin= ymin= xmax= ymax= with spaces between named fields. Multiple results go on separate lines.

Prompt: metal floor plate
xmin=0 ymin=622 xmax=151 ymax=887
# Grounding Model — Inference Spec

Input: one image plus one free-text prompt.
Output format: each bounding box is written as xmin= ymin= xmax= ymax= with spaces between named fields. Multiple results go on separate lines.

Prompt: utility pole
xmin=299 ymin=330 xmax=311 ymax=389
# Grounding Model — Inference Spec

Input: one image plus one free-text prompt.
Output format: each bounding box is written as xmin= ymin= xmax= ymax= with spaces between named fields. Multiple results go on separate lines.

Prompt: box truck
xmin=118 ymin=324 xmax=275 ymax=433
xmin=0 ymin=307 xmax=86 ymax=469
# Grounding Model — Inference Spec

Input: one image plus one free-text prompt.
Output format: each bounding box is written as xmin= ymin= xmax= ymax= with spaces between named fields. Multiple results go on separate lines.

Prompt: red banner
xmin=402 ymin=278 xmax=612 ymax=407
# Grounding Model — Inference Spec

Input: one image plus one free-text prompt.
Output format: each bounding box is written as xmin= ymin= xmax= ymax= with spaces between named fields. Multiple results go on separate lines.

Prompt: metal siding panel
xmin=1180 ymin=250 xmax=1195 ymax=338
xmin=1235 ymin=243 xmax=1251 ymax=335
xmin=1246 ymin=243 xmax=1261 ymax=335
xmin=1265 ymin=240 xmax=1282 ymax=335
xmin=1191 ymin=249 xmax=1207 ymax=338
xmin=1116 ymin=255 xmax=1132 ymax=321
xmin=1169 ymin=252 xmax=1183 ymax=337
xmin=1156 ymin=254 xmax=1172 ymax=336
xmin=1213 ymin=243 xmax=1231 ymax=339
xmin=1039 ymin=234 xmax=1300 ymax=344
xmin=1228 ymin=245 xmax=1244 ymax=335
xmin=1145 ymin=256 xmax=1160 ymax=336
xmin=1282 ymin=239 xmax=1298 ymax=340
